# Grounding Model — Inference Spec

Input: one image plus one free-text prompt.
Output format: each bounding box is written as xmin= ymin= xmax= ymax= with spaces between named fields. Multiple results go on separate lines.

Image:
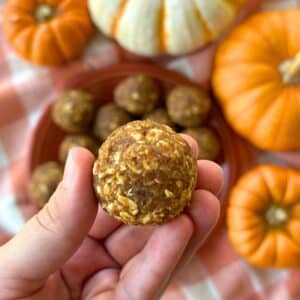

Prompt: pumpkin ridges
xmin=214 ymin=64 xmax=281 ymax=102
xmin=63 ymin=18 xmax=94 ymax=43
xmin=46 ymin=0 xmax=61 ymax=6
xmin=49 ymin=20 xmax=84 ymax=61
xmin=272 ymin=89 xmax=300 ymax=150
xmin=3 ymin=15 xmax=36 ymax=42
xmin=31 ymin=23 xmax=65 ymax=65
xmin=247 ymin=233 xmax=276 ymax=267
xmin=228 ymin=226 xmax=267 ymax=257
xmin=247 ymin=12 xmax=289 ymax=60
xmin=233 ymin=166 xmax=272 ymax=204
xmin=11 ymin=26 xmax=37 ymax=61
xmin=111 ymin=0 xmax=129 ymax=36
xmin=5 ymin=0 xmax=36 ymax=13
xmin=291 ymin=204 xmax=300 ymax=219
xmin=285 ymin=220 xmax=300 ymax=247
xmin=3 ymin=3 xmax=36 ymax=40
xmin=275 ymin=232 xmax=300 ymax=267
xmin=285 ymin=10 xmax=300 ymax=57
xmin=250 ymin=90 xmax=288 ymax=150
xmin=283 ymin=169 xmax=300 ymax=206
xmin=227 ymin=207 xmax=265 ymax=231
xmin=225 ymin=84 xmax=282 ymax=137
xmin=158 ymin=0 xmax=167 ymax=52
xmin=189 ymin=0 xmax=213 ymax=41
xmin=223 ymin=0 xmax=245 ymax=8
xmin=229 ymin=188 xmax=270 ymax=212
xmin=259 ymin=165 xmax=288 ymax=206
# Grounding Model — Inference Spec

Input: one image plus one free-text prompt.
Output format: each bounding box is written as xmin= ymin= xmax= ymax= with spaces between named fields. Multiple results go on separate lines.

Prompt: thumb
xmin=0 ymin=148 xmax=98 ymax=282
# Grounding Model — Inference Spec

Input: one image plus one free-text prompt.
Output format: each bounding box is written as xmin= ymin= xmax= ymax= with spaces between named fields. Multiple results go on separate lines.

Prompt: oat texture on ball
xmin=29 ymin=162 xmax=63 ymax=208
xmin=93 ymin=120 xmax=197 ymax=225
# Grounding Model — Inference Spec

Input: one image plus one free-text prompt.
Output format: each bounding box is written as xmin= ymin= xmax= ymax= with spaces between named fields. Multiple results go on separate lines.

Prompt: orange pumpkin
xmin=213 ymin=9 xmax=300 ymax=151
xmin=227 ymin=165 xmax=300 ymax=268
xmin=3 ymin=0 xmax=94 ymax=66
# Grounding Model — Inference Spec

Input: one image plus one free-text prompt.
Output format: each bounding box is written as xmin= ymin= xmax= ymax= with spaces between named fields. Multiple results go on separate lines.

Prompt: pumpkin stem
xmin=279 ymin=52 xmax=300 ymax=85
xmin=265 ymin=206 xmax=288 ymax=227
xmin=34 ymin=4 xmax=55 ymax=22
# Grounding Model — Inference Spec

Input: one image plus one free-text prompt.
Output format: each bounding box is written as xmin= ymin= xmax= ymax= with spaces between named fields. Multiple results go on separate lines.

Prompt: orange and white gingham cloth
xmin=1 ymin=1 xmax=300 ymax=299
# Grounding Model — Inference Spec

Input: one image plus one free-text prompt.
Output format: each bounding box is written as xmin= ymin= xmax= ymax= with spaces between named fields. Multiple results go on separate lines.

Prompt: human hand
xmin=0 ymin=136 xmax=222 ymax=300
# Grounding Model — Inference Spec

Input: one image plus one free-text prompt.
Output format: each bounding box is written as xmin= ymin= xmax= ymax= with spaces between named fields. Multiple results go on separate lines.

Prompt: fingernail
xmin=63 ymin=148 xmax=78 ymax=188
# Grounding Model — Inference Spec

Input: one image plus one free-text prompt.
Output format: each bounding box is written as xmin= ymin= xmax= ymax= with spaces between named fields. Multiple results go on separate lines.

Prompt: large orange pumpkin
xmin=227 ymin=165 xmax=300 ymax=268
xmin=213 ymin=9 xmax=300 ymax=151
xmin=3 ymin=0 xmax=94 ymax=66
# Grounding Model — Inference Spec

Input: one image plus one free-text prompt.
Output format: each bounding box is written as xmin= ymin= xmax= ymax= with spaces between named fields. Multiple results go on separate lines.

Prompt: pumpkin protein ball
xmin=52 ymin=89 xmax=95 ymax=133
xmin=58 ymin=135 xmax=99 ymax=164
xmin=29 ymin=162 xmax=63 ymax=208
xmin=93 ymin=120 xmax=197 ymax=225
xmin=167 ymin=85 xmax=211 ymax=127
xmin=114 ymin=75 xmax=160 ymax=115
xmin=93 ymin=103 xmax=133 ymax=140
xmin=143 ymin=108 xmax=175 ymax=129
xmin=182 ymin=127 xmax=221 ymax=161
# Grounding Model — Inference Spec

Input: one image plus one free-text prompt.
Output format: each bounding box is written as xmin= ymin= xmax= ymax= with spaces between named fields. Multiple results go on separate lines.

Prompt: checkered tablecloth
xmin=1 ymin=1 xmax=300 ymax=299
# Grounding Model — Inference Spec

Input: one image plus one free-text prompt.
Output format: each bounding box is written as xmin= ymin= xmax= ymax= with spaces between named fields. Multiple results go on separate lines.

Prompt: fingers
xmin=89 ymin=206 xmax=121 ymax=240
xmin=61 ymin=237 xmax=118 ymax=299
xmin=105 ymin=225 xmax=155 ymax=265
xmin=180 ymin=134 xmax=199 ymax=159
xmin=115 ymin=215 xmax=193 ymax=300
xmin=196 ymin=160 xmax=224 ymax=194
xmin=82 ymin=269 xmax=120 ymax=300
xmin=0 ymin=148 xmax=98 ymax=283
xmin=180 ymin=190 xmax=220 ymax=265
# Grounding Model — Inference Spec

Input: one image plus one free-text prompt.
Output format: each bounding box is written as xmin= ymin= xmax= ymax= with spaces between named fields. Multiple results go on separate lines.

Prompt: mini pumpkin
xmin=213 ymin=9 xmax=300 ymax=151
xmin=88 ymin=0 xmax=245 ymax=56
xmin=227 ymin=165 xmax=300 ymax=268
xmin=3 ymin=0 xmax=94 ymax=66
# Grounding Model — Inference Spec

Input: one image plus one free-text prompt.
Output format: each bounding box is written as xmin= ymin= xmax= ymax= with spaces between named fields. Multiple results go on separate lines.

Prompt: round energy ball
xmin=183 ymin=127 xmax=221 ymax=161
xmin=167 ymin=85 xmax=211 ymax=127
xmin=114 ymin=75 xmax=160 ymax=115
xmin=93 ymin=103 xmax=133 ymax=140
xmin=29 ymin=162 xmax=63 ymax=208
xmin=143 ymin=108 xmax=175 ymax=129
xmin=59 ymin=135 xmax=99 ymax=164
xmin=52 ymin=89 xmax=95 ymax=133
xmin=93 ymin=120 xmax=197 ymax=225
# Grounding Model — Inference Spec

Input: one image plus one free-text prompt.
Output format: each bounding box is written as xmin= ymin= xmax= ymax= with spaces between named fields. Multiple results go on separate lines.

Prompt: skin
xmin=0 ymin=136 xmax=223 ymax=300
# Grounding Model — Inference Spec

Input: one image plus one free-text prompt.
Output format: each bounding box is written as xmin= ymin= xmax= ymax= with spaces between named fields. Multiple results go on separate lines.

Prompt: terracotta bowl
xmin=28 ymin=63 xmax=253 ymax=222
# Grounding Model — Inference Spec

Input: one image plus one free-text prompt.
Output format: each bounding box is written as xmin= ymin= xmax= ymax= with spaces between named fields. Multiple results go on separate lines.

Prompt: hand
xmin=0 ymin=136 xmax=222 ymax=300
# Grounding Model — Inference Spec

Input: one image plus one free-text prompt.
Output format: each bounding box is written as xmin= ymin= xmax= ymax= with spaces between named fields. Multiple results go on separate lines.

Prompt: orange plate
xmin=27 ymin=63 xmax=253 ymax=223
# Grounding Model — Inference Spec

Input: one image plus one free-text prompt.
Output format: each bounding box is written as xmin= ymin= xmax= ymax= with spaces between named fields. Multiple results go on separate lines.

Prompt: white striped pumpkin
xmin=88 ymin=0 xmax=245 ymax=56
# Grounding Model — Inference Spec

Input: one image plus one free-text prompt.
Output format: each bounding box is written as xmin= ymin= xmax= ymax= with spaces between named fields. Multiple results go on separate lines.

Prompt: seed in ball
xmin=93 ymin=120 xmax=197 ymax=225
xmin=93 ymin=103 xmax=133 ymax=140
xmin=59 ymin=135 xmax=99 ymax=164
xmin=167 ymin=85 xmax=211 ymax=127
xmin=114 ymin=75 xmax=160 ymax=115
xmin=52 ymin=89 xmax=95 ymax=133
xmin=29 ymin=162 xmax=63 ymax=208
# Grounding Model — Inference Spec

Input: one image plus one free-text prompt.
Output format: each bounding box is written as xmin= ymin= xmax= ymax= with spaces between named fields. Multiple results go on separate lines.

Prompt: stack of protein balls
xmin=29 ymin=74 xmax=221 ymax=208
